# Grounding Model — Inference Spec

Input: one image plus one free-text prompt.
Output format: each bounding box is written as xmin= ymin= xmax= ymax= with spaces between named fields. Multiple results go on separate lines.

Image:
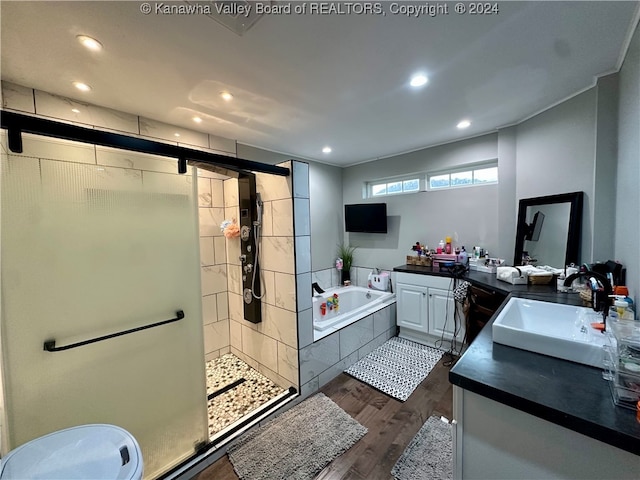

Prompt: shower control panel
xmin=240 ymin=225 xmax=251 ymax=241
xmin=238 ymin=174 xmax=262 ymax=324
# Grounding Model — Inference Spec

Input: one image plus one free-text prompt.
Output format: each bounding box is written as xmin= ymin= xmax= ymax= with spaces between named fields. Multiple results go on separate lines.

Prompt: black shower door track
xmin=0 ymin=110 xmax=290 ymax=178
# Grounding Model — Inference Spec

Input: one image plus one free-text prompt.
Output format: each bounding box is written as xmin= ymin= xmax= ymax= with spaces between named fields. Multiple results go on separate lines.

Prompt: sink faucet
xmin=564 ymin=270 xmax=613 ymax=331
xmin=312 ymin=282 xmax=325 ymax=295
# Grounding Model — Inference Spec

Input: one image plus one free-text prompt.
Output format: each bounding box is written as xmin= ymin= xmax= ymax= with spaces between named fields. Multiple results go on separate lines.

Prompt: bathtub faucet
xmin=312 ymin=282 xmax=325 ymax=295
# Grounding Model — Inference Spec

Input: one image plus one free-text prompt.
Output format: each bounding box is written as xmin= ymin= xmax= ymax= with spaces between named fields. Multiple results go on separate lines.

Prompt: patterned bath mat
xmin=227 ymin=393 xmax=367 ymax=480
xmin=391 ymin=416 xmax=453 ymax=480
xmin=344 ymin=337 xmax=443 ymax=401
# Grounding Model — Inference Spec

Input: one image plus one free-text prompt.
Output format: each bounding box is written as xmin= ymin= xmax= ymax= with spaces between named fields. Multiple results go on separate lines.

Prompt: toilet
xmin=0 ymin=424 xmax=143 ymax=480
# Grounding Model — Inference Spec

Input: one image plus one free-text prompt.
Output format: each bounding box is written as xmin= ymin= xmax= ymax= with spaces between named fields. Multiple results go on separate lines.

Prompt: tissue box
xmin=470 ymin=258 xmax=504 ymax=274
xmin=368 ymin=271 xmax=390 ymax=291
xmin=496 ymin=266 xmax=527 ymax=285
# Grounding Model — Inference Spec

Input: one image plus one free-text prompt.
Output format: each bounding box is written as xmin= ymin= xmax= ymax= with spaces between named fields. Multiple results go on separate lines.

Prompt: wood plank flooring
xmin=194 ymin=353 xmax=455 ymax=480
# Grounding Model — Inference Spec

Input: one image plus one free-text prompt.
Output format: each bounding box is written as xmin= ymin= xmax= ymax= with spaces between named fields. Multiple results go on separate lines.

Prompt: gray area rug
xmin=391 ymin=416 xmax=453 ymax=480
xmin=227 ymin=392 xmax=367 ymax=480
xmin=344 ymin=337 xmax=443 ymax=401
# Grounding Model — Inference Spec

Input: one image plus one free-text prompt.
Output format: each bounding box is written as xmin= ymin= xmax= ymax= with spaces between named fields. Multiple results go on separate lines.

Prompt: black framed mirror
xmin=514 ymin=191 xmax=584 ymax=267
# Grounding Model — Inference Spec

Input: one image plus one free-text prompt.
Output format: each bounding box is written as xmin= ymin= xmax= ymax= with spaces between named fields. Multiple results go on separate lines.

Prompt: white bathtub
xmin=313 ymin=285 xmax=396 ymax=337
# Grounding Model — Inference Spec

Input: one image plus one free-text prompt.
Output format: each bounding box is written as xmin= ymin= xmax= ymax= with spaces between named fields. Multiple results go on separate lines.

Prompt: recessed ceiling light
xmin=174 ymin=133 xmax=181 ymax=137
xmin=71 ymin=108 xmax=80 ymax=113
xmin=193 ymin=116 xmax=203 ymax=123
xmin=410 ymin=74 xmax=428 ymax=88
xmin=457 ymin=120 xmax=471 ymax=129
xmin=73 ymin=82 xmax=91 ymax=92
xmin=220 ymin=91 xmax=233 ymax=101
xmin=322 ymin=146 xmax=332 ymax=154
xmin=76 ymin=35 xmax=103 ymax=52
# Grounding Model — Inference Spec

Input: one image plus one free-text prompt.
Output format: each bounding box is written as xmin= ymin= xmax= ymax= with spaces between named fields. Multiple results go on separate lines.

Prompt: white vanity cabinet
xmin=396 ymin=282 xmax=428 ymax=331
xmin=428 ymin=287 xmax=459 ymax=339
xmin=395 ymin=272 xmax=465 ymax=348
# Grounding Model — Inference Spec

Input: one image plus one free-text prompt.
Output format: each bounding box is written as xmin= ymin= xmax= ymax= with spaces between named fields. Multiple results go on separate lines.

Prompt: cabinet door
xmin=396 ymin=282 xmax=428 ymax=332
xmin=428 ymin=287 xmax=464 ymax=341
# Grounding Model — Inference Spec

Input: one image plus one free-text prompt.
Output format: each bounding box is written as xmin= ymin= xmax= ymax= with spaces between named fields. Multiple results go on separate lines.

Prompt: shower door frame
xmin=0 ymin=110 xmax=291 ymax=476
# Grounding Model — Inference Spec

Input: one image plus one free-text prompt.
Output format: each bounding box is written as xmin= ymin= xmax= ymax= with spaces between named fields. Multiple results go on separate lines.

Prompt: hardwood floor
xmin=195 ymin=353 xmax=455 ymax=480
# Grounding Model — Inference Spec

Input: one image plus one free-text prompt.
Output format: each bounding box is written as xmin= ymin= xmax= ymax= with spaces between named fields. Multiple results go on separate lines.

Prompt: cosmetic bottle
xmin=459 ymin=246 xmax=468 ymax=266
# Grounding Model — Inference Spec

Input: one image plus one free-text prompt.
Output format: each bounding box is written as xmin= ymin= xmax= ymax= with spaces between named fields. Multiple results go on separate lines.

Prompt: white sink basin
xmin=492 ymin=297 xmax=609 ymax=368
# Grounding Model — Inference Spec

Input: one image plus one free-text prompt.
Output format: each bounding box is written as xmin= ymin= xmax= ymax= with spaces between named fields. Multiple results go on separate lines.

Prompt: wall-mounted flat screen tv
xmin=344 ymin=203 xmax=387 ymax=233
xmin=526 ymin=211 xmax=545 ymax=241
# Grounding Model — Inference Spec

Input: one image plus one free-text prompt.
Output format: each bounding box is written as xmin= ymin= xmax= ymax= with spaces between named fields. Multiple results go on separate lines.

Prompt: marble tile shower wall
xmin=199 ymin=174 xmax=232 ymax=362
xmin=226 ymin=161 xmax=310 ymax=390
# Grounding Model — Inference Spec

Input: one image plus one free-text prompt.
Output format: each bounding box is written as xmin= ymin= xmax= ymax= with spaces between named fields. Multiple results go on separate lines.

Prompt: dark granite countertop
xmin=393 ymin=264 xmax=640 ymax=456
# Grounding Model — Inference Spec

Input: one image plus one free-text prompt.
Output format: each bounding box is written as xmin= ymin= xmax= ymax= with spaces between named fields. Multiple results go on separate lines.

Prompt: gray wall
xmin=497 ymin=127 xmax=518 ymax=262
xmin=593 ymin=74 xmax=619 ymax=261
xmin=515 ymin=88 xmax=598 ymax=263
xmin=309 ymin=162 xmax=343 ymax=270
xmin=615 ymin=22 xmax=640 ymax=306
xmin=342 ymin=134 xmax=500 ymax=270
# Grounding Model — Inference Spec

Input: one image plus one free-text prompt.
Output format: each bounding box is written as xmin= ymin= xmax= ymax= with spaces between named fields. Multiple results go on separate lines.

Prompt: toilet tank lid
xmin=0 ymin=424 xmax=143 ymax=480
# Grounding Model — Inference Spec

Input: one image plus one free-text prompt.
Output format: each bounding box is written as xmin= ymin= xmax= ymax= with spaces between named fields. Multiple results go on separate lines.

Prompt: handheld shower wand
xmin=254 ymin=193 xmax=263 ymax=226
xmin=252 ymin=193 xmax=265 ymax=299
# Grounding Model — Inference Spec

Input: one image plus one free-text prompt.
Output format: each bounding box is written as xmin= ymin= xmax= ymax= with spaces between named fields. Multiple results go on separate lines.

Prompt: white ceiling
xmin=1 ymin=1 xmax=638 ymax=166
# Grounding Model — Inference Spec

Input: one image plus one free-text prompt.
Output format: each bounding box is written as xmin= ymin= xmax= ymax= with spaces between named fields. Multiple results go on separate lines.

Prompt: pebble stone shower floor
xmin=206 ymin=353 xmax=287 ymax=437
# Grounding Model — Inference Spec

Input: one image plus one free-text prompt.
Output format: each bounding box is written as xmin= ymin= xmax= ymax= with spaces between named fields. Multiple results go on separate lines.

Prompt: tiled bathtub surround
xmin=313 ymin=287 xmax=397 ymax=341
xmin=206 ymin=354 xmax=286 ymax=437
xmin=298 ymin=303 xmax=397 ymax=398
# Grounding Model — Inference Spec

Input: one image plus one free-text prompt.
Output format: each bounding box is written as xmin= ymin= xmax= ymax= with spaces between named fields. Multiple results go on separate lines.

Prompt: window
xmin=365 ymin=161 xmax=497 ymax=198
xmin=428 ymin=163 xmax=498 ymax=190
xmin=369 ymin=176 xmax=421 ymax=197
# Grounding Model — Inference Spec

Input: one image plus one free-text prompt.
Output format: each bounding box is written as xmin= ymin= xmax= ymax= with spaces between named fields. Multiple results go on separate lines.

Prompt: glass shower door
xmin=0 ymin=133 xmax=208 ymax=478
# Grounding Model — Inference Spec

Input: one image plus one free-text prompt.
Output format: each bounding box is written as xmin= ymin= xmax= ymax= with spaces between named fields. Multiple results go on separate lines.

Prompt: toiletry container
xmin=459 ymin=246 xmax=468 ymax=266
xmin=445 ymin=236 xmax=452 ymax=254
xmin=438 ymin=240 xmax=445 ymax=254
xmin=614 ymin=298 xmax=635 ymax=320
xmin=608 ymin=295 xmax=635 ymax=320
